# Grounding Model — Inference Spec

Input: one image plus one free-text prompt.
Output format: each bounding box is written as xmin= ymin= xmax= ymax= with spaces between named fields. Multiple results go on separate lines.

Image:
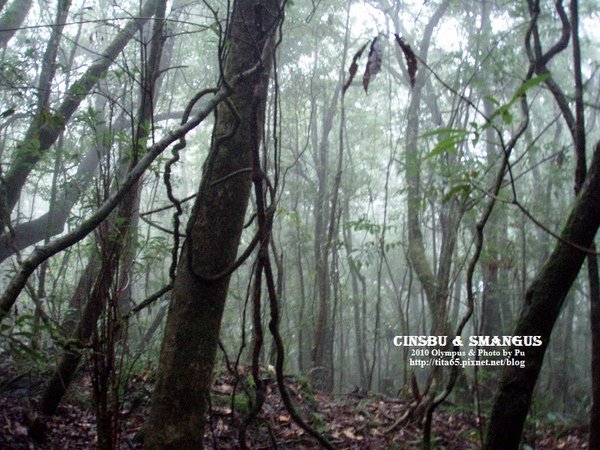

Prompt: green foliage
xmin=0 ymin=313 xmax=64 ymax=369
xmin=344 ymin=217 xmax=381 ymax=235
xmin=420 ymin=128 xmax=470 ymax=161
xmin=0 ymin=1 xmax=593 ymax=444
xmin=212 ymin=389 xmax=251 ymax=415
xmin=485 ymin=74 xmax=550 ymax=127
xmin=114 ymin=215 xmax=129 ymax=228
xmin=0 ymin=54 xmax=28 ymax=96
xmin=141 ymin=235 xmax=171 ymax=263
xmin=233 ymin=392 xmax=251 ymax=415
xmin=40 ymin=109 xmax=65 ymax=129
xmin=19 ymin=137 xmax=41 ymax=160
xmin=76 ymin=105 xmax=105 ymax=128
xmin=69 ymin=78 xmax=93 ymax=99
xmin=309 ymin=410 xmax=326 ymax=433
xmin=0 ymin=315 xmax=41 ymax=361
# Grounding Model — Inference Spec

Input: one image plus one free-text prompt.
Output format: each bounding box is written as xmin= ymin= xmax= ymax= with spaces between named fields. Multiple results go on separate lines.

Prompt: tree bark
xmin=144 ymin=0 xmax=280 ymax=447
xmin=403 ymin=0 xmax=452 ymax=335
xmin=484 ymin=141 xmax=600 ymax=450
xmin=0 ymin=0 xmax=33 ymax=47
xmin=309 ymin=86 xmax=336 ymax=391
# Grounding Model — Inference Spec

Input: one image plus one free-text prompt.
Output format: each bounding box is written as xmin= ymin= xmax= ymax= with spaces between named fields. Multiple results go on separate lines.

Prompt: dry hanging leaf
xmin=343 ymin=41 xmax=369 ymax=95
xmin=394 ymin=33 xmax=418 ymax=87
xmin=363 ymin=35 xmax=384 ymax=93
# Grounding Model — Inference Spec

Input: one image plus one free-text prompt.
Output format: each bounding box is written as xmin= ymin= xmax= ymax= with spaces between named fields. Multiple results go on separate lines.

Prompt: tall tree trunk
xmin=296 ymin=236 xmax=307 ymax=373
xmin=343 ymin=204 xmax=368 ymax=389
xmin=309 ymin=88 xmax=334 ymax=390
xmin=145 ymin=0 xmax=280 ymax=447
xmin=484 ymin=141 xmax=600 ymax=450
xmin=309 ymin=0 xmax=351 ymax=392
xmin=403 ymin=0 xmax=451 ymax=335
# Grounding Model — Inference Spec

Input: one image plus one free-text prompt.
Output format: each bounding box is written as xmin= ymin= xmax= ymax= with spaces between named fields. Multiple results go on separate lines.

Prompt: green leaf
xmin=486 ymin=74 xmax=550 ymax=127
xmin=484 ymin=95 xmax=500 ymax=106
xmin=115 ymin=216 xmax=128 ymax=227
xmin=1 ymin=107 xmax=15 ymax=118
xmin=422 ymin=130 xmax=468 ymax=160
xmin=514 ymin=73 xmax=550 ymax=98
xmin=209 ymin=22 xmax=220 ymax=37
xmin=443 ymin=183 xmax=471 ymax=203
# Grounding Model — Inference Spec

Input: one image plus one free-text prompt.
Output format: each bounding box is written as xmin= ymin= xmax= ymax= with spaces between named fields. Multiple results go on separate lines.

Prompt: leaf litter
xmin=0 ymin=363 xmax=589 ymax=449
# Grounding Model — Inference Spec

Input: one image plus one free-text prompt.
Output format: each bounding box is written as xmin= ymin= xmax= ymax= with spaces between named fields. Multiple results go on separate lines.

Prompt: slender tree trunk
xmin=480 ymin=95 xmax=504 ymax=337
xmin=309 ymin=0 xmax=351 ymax=392
xmin=39 ymin=0 xmax=168 ymax=415
xmin=296 ymin=238 xmax=307 ymax=373
xmin=343 ymin=204 xmax=368 ymax=388
xmin=559 ymin=293 xmax=576 ymax=408
xmin=145 ymin=0 xmax=280 ymax=446
xmin=310 ymin=91 xmax=333 ymax=390
xmin=568 ymin=0 xmax=600 ymax=444
xmin=268 ymin=250 xmax=284 ymax=365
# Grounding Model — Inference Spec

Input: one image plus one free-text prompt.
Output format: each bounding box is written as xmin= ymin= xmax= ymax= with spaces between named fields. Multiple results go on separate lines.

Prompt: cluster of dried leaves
xmin=343 ymin=33 xmax=418 ymax=95
xmin=0 ymin=361 xmax=590 ymax=449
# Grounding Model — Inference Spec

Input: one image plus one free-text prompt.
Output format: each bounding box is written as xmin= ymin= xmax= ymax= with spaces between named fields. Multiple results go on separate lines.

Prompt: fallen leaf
xmin=342 ymin=428 xmax=356 ymax=439
xmin=12 ymin=421 xmax=28 ymax=437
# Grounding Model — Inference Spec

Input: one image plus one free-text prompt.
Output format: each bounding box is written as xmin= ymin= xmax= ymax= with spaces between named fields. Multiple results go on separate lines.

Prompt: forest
xmin=0 ymin=0 xmax=599 ymax=448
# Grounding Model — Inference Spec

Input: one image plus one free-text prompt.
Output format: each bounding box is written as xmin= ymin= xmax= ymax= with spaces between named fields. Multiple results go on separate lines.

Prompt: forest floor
xmin=0 ymin=358 xmax=590 ymax=449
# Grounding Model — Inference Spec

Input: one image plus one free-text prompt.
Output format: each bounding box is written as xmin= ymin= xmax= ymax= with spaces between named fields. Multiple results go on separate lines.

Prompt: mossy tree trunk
xmin=484 ymin=141 xmax=600 ymax=450
xmin=144 ymin=0 xmax=281 ymax=447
